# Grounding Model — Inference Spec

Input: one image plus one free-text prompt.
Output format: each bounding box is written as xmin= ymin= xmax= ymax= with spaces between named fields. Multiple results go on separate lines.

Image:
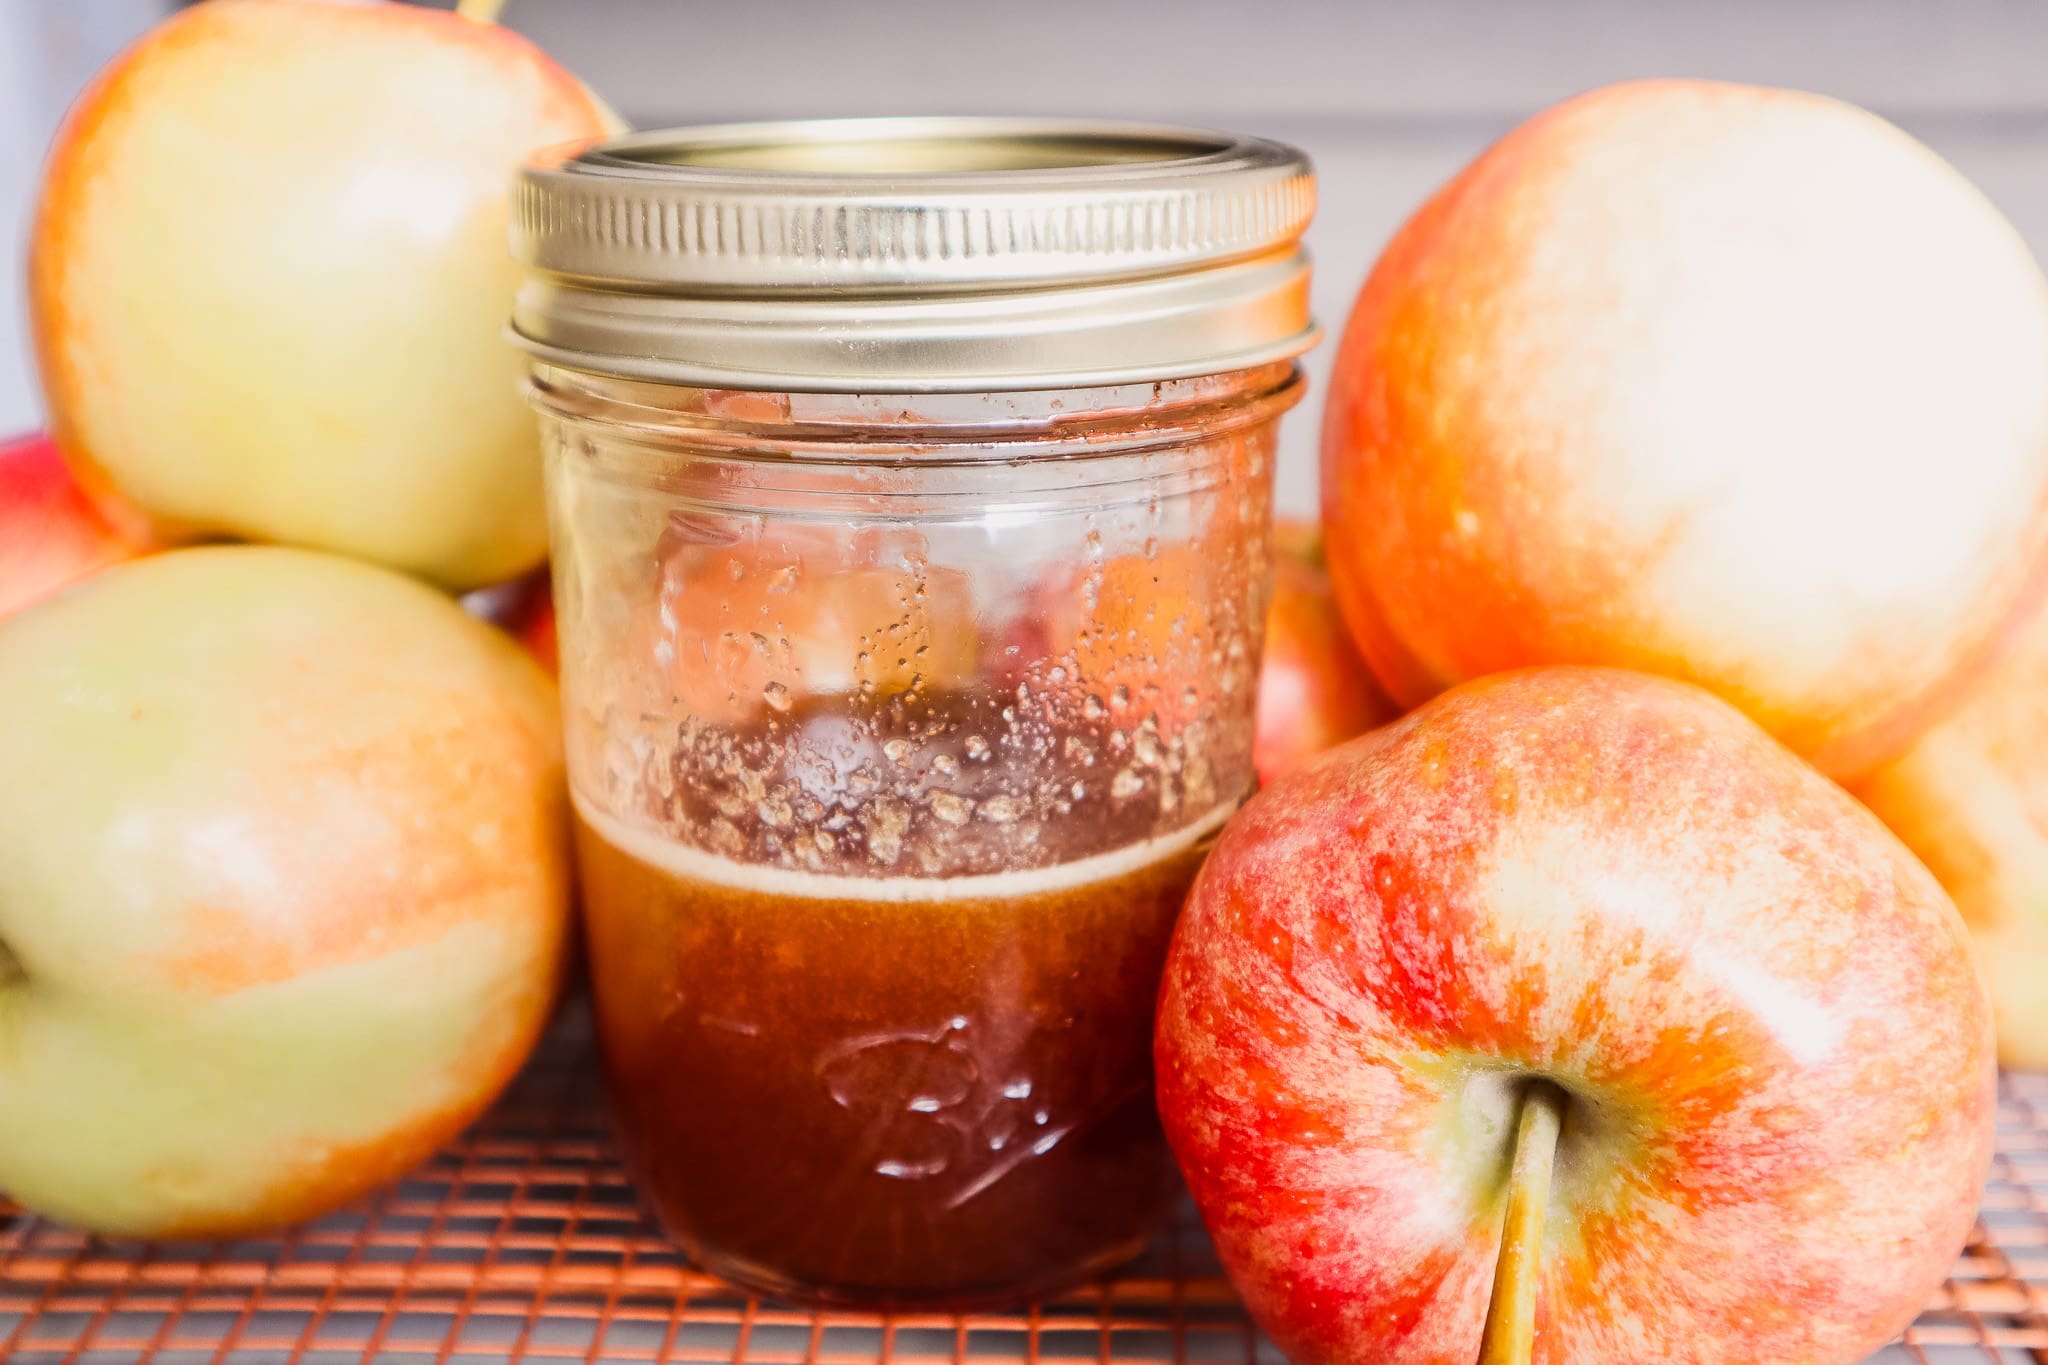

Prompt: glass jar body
xmin=535 ymin=363 xmax=1297 ymax=1308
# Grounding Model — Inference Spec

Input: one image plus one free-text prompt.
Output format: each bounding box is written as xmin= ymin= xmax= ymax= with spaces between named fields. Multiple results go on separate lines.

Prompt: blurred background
xmin=7 ymin=0 xmax=2048 ymax=514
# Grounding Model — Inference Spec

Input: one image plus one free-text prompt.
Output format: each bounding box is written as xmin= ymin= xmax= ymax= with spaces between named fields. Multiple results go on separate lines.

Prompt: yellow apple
xmin=0 ymin=545 xmax=570 ymax=1237
xmin=1855 ymin=604 xmax=2048 ymax=1069
xmin=30 ymin=0 xmax=616 ymax=589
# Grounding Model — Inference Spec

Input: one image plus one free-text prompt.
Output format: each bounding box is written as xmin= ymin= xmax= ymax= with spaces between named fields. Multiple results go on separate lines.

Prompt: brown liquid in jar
xmin=575 ymin=685 xmax=1238 ymax=1307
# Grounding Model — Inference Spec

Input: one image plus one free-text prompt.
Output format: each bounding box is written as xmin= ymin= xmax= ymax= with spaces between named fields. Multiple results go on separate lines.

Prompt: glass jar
xmin=512 ymin=119 xmax=1316 ymax=1309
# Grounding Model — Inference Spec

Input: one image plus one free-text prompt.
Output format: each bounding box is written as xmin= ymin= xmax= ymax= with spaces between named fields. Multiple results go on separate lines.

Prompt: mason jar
xmin=510 ymin=118 xmax=1315 ymax=1309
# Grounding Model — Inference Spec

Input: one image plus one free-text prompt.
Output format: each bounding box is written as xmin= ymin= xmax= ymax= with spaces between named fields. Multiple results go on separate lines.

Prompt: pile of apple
xmin=1196 ymin=80 xmax=2048 ymax=1364
xmin=0 ymin=0 xmax=608 ymax=1238
xmin=3 ymin=5 xmax=2047 ymax=1361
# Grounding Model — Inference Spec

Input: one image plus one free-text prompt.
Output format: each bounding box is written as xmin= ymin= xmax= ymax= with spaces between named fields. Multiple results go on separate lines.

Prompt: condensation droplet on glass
xmin=762 ymin=681 xmax=792 ymax=712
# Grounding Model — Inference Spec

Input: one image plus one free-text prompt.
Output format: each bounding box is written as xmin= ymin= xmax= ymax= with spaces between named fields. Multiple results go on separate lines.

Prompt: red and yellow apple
xmin=0 ymin=430 xmax=150 ymax=619
xmin=1855 ymin=604 xmax=2048 ymax=1068
xmin=0 ymin=545 xmax=570 ymax=1237
xmin=30 ymin=0 xmax=616 ymax=589
xmin=1321 ymin=79 xmax=2048 ymax=778
xmin=1158 ymin=667 xmax=1994 ymax=1363
xmin=1254 ymin=520 xmax=1397 ymax=785
xmin=464 ymin=569 xmax=556 ymax=676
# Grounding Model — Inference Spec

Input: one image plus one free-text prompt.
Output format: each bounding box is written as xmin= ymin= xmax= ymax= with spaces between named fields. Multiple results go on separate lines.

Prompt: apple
xmin=1254 ymin=520 xmax=1397 ymax=785
xmin=1854 ymin=603 xmax=2048 ymax=1068
xmin=0 ymin=430 xmax=150 ymax=619
xmin=30 ymin=0 xmax=617 ymax=590
xmin=1157 ymin=667 xmax=1995 ymax=1363
xmin=0 ymin=545 xmax=570 ymax=1238
xmin=1320 ymin=79 xmax=2048 ymax=779
xmin=464 ymin=568 xmax=555 ymax=675
xmin=518 ymin=581 xmax=557 ymax=676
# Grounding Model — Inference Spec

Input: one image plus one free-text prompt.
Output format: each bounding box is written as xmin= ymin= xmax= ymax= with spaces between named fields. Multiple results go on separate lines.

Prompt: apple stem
xmin=1477 ymin=1080 xmax=1568 ymax=1365
xmin=455 ymin=0 xmax=507 ymax=24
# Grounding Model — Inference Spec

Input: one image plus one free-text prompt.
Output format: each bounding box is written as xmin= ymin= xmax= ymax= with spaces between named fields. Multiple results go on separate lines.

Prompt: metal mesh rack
xmin=3 ymin=1020 xmax=2043 ymax=1365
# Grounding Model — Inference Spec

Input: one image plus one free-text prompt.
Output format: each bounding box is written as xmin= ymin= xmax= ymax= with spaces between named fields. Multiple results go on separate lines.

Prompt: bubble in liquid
xmin=1111 ymin=767 xmax=1145 ymax=800
xmin=965 ymin=735 xmax=991 ymax=761
xmin=1134 ymin=725 xmax=1162 ymax=767
xmin=933 ymin=753 xmax=959 ymax=777
xmin=930 ymin=791 xmax=973 ymax=825
xmin=766 ymin=563 xmax=799 ymax=594
xmin=979 ymin=794 xmax=1023 ymax=824
xmin=763 ymin=681 xmax=793 ymax=713
xmin=883 ymin=738 xmax=913 ymax=764
xmin=756 ymin=793 xmax=793 ymax=829
xmin=865 ymin=799 xmax=909 ymax=864
xmin=1082 ymin=694 xmax=1105 ymax=722
xmin=1112 ymin=684 xmax=1131 ymax=709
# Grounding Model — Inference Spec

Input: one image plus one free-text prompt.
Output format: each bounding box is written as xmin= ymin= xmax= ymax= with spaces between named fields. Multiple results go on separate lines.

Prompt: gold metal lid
xmin=510 ymin=117 xmax=1317 ymax=392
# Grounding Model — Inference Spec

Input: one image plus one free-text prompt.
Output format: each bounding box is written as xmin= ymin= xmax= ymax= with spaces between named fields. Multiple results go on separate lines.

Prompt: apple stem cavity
xmin=455 ymin=0 xmax=507 ymax=25
xmin=0 ymin=937 xmax=22 ymax=988
xmin=1477 ymin=1079 xmax=1568 ymax=1365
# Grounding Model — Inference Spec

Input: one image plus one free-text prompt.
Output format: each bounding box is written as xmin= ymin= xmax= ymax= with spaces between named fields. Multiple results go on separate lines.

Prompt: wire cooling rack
xmin=3 ymin=1011 xmax=2044 ymax=1365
